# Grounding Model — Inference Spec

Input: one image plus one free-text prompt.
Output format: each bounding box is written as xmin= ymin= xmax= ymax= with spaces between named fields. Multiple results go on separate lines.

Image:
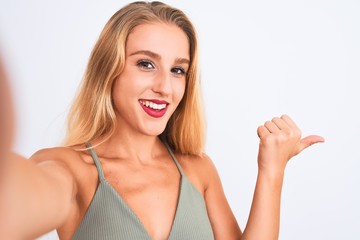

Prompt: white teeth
xmin=140 ymin=100 xmax=166 ymax=110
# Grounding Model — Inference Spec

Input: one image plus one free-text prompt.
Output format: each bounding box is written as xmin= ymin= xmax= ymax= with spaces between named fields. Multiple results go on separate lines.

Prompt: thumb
xmin=298 ymin=135 xmax=325 ymax=153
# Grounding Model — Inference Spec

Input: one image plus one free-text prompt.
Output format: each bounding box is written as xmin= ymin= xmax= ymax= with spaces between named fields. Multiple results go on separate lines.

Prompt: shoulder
xmin=30 ymin=146 xmax=95 ymax=169
xmin=30 ymin=146 xmax=83 ymax=163
xmin=176 ymin=152 xmax=217 ymax=173
xmin=29 ymin=146 xmax=97 ymax=189
xmin=29 ymin=147 xmax=82 ymax=184
xmin=175 ymin=152 xmax=219 ymax=195
xmin=29 ymin=145 xmax=99 ymax=211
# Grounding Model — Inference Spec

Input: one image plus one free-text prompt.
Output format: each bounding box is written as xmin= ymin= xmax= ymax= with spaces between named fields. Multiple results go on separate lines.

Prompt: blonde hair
xmin=64 ymin=1 xmax=205 ymax=155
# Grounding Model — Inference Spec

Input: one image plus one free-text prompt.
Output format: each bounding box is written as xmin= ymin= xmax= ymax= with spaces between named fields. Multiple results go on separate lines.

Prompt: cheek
xmin=112 ymin=75 xmax=138 ymax=99
xmin=111 ymin=79 xmax=122 ymax=102
xmin=111 ymin=78 xmax=131 ymax=112
xmin=173 ymin=79 xmax=186 ymax=102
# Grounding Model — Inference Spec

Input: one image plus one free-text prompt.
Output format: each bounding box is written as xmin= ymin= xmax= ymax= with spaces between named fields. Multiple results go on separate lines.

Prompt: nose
xmin=152 ymin=69 xmax=172 ymax=96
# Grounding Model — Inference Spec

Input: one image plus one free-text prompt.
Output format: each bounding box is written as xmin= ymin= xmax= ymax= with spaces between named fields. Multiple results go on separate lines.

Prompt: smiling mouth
xmin=139 ymin=99 xmax=167 ymax=111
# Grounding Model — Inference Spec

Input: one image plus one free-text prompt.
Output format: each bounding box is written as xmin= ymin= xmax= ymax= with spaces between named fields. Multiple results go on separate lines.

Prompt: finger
xmin=272 ymin=117 xmax=288 ymax=131
xmin=280 ymin=114 xmax=298 ymax=129
xmin=257 ymin=125 xmax=270 ymax=139
xmin=298 ymin=135 xmax=325 ymax=153
xmin=264 ymin=120 xmax=280 ymax=133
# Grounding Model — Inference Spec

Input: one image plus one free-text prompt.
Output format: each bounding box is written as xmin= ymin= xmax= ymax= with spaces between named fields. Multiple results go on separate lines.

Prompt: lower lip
xmin=140 ymin=103 xmax=168 ymax=118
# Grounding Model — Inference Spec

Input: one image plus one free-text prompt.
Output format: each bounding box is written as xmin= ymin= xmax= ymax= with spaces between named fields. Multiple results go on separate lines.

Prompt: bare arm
xmin=206 ymin=115 xmax=324 ymax=240
xmin=0 ymin=55 xmax=76 ymax=239
xmin=240 ymin=115 xmax=324 ymax=239
xmin=1 ymin=150 xmax=76 ymax=239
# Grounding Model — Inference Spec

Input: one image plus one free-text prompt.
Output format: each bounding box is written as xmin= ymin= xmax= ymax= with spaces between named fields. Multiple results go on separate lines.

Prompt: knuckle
xmin=278 ymin=133 xmax=287 ymax=142
xmin=287 ymin=128 xmax=301 ymax=140
xmin=281 ymin=114 xmax=288 ymax=119
xmin=272 ymin=117 xmax=280 ymax=122
xmin=257 ymin=125 xmax=265 ymax=131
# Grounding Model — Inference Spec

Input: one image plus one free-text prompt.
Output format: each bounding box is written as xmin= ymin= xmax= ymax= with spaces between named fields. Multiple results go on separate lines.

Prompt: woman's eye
xmin=136 ymin=60 xmax=155 ymax=70
xmin=171 ymin=67 xmax=186 ymax=76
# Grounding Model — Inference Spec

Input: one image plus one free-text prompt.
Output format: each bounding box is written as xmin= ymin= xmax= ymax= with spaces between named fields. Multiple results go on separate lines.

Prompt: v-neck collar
xmin=88 ymin=142 xmax=185 ymax=239
xmin=103 ymin=173 xmax=184 ymax=239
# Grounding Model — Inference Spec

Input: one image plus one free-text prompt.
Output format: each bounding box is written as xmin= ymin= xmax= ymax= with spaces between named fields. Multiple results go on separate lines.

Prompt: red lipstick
xmin=139 ymin=99 xmax=169 ymax=118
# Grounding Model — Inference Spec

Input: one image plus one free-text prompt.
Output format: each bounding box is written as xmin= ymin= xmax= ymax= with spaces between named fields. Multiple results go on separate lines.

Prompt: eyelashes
xmin=136 ymin=59 xmax=155 ymax=70
xmin=171 ymin=67 xmax=186 ymax=75
xmin=136 ymin=59 xmax=187 ymax=77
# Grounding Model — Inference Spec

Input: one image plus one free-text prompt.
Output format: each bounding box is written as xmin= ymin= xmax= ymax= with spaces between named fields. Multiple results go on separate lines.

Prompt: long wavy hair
xmin=64 ymin=1 xmax=205 ymax=155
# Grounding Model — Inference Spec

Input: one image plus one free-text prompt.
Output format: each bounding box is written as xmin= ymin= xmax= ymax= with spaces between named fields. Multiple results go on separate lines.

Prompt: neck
xmin=92 ymin=128 xmax=166 ymax=164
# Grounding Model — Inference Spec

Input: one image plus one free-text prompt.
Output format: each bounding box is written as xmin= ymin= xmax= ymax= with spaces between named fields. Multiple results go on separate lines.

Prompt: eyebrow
xmin=129 ymin=50 xmax=190 ymax=65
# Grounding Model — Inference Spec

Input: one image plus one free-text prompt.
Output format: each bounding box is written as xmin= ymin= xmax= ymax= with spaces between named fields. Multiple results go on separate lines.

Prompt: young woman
xmin=1 ymin=1 xmax=324 ymax=239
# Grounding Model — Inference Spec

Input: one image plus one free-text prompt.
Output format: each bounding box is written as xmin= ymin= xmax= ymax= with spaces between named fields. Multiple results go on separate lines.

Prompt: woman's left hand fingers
xmin=280 ymin=114 xmax=298 ymax=129
xmin=257 ymin=115 xmax=325 ymax=173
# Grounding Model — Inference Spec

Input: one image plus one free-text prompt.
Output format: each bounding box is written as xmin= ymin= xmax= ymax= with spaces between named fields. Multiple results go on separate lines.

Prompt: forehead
xmin=126 ymin=22 xmax=190 ymax=60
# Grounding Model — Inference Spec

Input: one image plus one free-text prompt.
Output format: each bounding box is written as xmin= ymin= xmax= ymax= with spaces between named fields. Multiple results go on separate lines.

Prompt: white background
xmin=1 ymin=0 xmax=359 ymax=239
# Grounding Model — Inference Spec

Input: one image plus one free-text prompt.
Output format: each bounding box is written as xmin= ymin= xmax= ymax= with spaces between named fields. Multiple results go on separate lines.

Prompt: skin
xmin=0 ymin=57 xmax=30 ymax=240
xmin=0 ymin=22 xmax=324 ymax=240
xmin=0 ymin=57 xmax=13 ymax=239
xmin=0 ymin=57 xmax=14 ymax=162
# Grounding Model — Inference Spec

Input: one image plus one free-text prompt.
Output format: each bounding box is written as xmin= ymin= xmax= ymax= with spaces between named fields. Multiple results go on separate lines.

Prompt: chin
xmin=145 ymin=129 xmax=166 ymax=137
xmin=139 ymin=118 xmax=169 ymax=136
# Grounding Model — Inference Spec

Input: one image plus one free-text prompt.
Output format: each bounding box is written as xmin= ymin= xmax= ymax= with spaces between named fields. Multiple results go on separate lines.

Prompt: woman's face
xmin=112 ymin=22 xmax=189 ymax=136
